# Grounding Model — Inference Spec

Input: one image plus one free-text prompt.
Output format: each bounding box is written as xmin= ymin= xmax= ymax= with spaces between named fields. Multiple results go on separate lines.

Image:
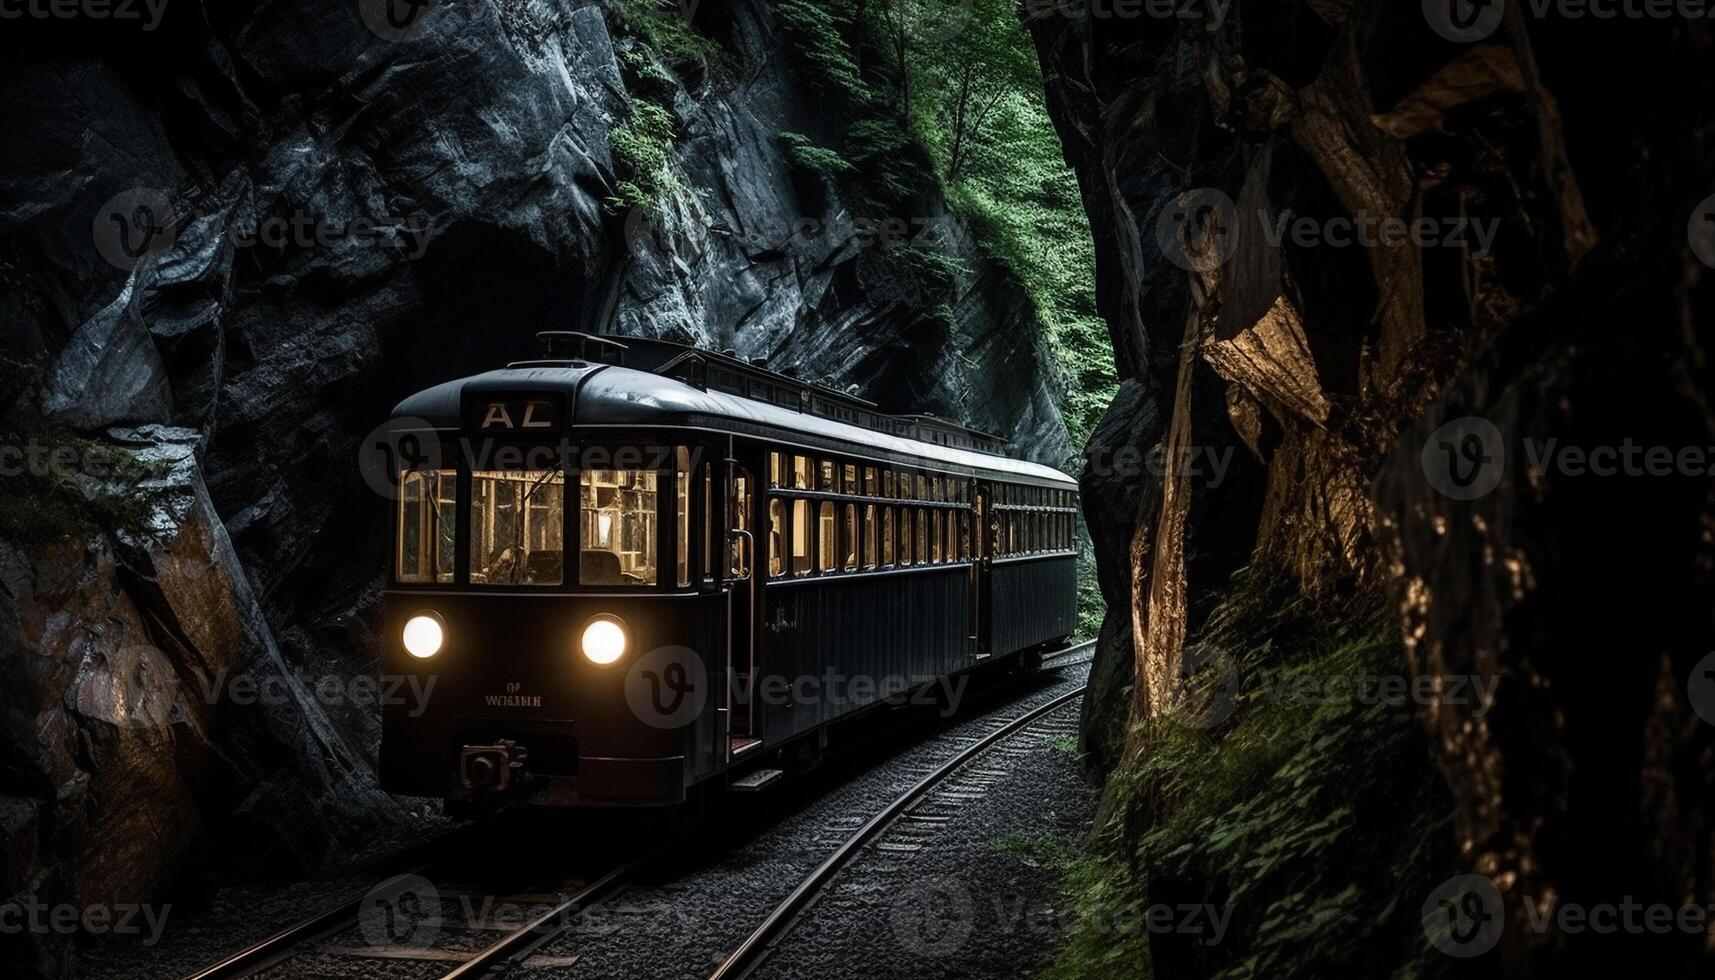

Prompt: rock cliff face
xmin=0 ymin=2 xmax=1069 ymax=974
xmin=1028 ymin=1 xmax=1714 ymax=975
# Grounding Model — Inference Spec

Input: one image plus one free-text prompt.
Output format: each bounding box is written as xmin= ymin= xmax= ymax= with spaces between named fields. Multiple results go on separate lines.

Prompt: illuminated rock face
xmin=1028 ymin=1 xmax=1714 ymax=975
xmin=0 ymin=1 xmax=1070 ymax=972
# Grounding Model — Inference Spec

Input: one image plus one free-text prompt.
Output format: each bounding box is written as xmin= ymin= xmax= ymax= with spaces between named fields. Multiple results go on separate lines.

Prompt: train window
xmin=884 ymin=471 xmax=896 ymax=497
xmin=472 ymin=470 xmax=566 ymax=586
xmin=882 ymin=507 xmax=895 ymax=565
xmin=676 ymin=450 xmax=691 ymax=587
xmin=863 ymin=504 xmax=877 ymax=568
xmin=793 ymin=455 xmax=811 ymax=490
xmin=770 ymin=452 xmax=783 ymax=488
xmin=899 ymin=510 xmax=913 ymax=564
xmin=915 ymin=508 xmax=928 ymax=564
xmin=931 ymin=511 xmax=943 ymax=563
xmin=769 ymin=498 xmax=786 ymax=577
xmin=397 ymin=469 xmax=456 ymax=584
xmin=579 ymin=470 xmax=657 ymax=586
xmin=844 ymin=463 xmax=858 ymax=495
xmin=790 ymin=499 xmax=812 ymax=575
xmin=931 ymin=476 xmax=943 ymax=502
xmin=817 ymin=501 xmax=836 ymax=572
xmin=703 ymin=465 xmax=715 ymax=583
xmin=946 ymin=511 xmax=957 ymax=562
xmin=843 ymin=503 xmax=858 ymax=571
xmin=732 ymin=473 xmax=751 ymax=578
xmin=960 ymin=511 xmax=971 ymax=561
xmin=819 ymin=459 xmax=836 ymax=492
xmin=864 ymin=467 xmax=878 ymax=496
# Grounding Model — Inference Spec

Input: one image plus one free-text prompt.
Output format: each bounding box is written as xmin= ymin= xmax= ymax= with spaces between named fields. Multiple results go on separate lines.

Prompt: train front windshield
xmin=394 ymin=452 xmax=684 ymax=590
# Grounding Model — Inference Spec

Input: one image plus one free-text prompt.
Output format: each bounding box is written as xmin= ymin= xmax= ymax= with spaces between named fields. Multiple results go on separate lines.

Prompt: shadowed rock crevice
xmin=1028 ymin=0 xmax=1715 ymax=975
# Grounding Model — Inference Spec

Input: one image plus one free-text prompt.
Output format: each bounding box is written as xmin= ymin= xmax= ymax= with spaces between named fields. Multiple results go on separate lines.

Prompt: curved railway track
xmin=178 ymin=643 xmax=1091 ymax=980
xmin=706 ymin=683 xmax=1087 ymax=980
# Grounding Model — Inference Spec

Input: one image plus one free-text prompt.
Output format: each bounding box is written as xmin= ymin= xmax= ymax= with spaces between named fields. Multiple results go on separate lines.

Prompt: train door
xmin=974 ymin=482 xmax=991 ymax=656
xmin=725 ymin=446 xmax=761 ymax=761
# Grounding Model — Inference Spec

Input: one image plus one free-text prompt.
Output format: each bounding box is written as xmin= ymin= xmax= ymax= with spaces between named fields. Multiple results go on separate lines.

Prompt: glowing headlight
xmin=402 ymin=613 xmax=445 ymax=660
xmin=581 ymin=615 xmax=627 ymax=666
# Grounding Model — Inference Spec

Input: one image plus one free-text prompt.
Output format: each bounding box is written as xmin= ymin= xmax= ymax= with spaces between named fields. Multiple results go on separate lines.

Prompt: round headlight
xmin=403 ymin=612 xmax=445 ymax=659
xmin=581 ymin=615 xmax=627 ymax=666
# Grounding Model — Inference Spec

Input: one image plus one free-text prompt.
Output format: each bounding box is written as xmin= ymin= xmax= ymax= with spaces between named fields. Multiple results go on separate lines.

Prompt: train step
xmin=730 ymin=769 xmax=785 ymax=792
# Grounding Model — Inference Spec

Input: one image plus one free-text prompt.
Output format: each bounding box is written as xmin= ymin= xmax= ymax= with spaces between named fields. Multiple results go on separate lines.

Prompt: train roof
xmin=391 ymin=336 xmax=1077 ymax=488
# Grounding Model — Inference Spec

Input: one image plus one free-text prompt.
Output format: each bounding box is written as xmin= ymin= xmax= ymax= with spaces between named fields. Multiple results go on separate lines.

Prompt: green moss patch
xmin=1045 ymin=569 xmax=1459 ymax=979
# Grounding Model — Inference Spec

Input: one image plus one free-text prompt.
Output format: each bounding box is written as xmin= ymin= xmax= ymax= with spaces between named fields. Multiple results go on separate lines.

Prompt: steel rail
xmin=706 ymin=683 xmax=1087 ymax=980
xmin=438 ymin=845 xmax=670 ymax=980
xmin=179 ymin=865 xmax=429 ymax=980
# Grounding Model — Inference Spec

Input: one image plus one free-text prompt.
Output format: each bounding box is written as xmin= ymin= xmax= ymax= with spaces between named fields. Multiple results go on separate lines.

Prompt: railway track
xmin=178 ymin=643 xmax=1090 ymax=980
xmin=705 ymin=682 xmax=1087 ymax=980
xmin=178 ymin=844 xmax=666 ymax=980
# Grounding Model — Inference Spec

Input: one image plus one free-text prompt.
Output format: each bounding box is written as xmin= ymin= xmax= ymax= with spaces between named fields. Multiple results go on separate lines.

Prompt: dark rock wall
xmin=0 ymin=1 xmax=1070 ymax=974
xmin=1028 ymin=0 xmax=1714 ymax=974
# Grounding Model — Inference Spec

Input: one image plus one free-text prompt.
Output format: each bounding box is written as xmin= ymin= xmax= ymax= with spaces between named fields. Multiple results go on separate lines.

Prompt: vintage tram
xmin=378 ymin=333 xmax=1079 ymax=809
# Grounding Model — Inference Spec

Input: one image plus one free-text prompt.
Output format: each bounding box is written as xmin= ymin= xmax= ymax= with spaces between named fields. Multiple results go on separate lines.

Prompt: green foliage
xmin=1045 ymin=570 xmax=1458 ymax=980
xmin=780 ymin=131 xmax=855 ymax=177
xmin=996 ymin=833 xmax=1075 ymax=869
xmin=608 ymin=0 xmax=730 ymax=211
xmin=616 ymin=0 xmax=721 ymax=66
xmin=769 ymin=0 xmax=1115 ymax=630
xmin=776 ymin=0 xmax=872 ymax=103
xmin=1074 ymin=533 xmax=1102 ymax=640
xmin=610 ymin=97 xmax=680 ymax=211
xmin=0 ymin=430 xmax=166 ymax=548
